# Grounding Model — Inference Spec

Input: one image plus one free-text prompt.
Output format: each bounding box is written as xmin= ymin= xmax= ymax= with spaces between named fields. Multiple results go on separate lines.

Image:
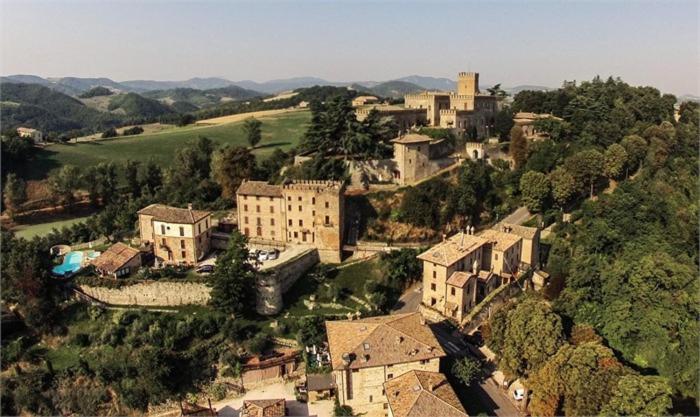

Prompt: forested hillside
xmin=0 ymin=83 xmax=121 ymax=134
xmin=484 ymin=76 xmax=699 ymax=415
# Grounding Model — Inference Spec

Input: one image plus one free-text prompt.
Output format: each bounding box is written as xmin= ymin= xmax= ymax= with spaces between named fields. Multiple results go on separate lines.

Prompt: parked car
xmin=257 ymin=249 xmax=280 ymax=262
xmin=258 ymin=250 xmax=271 ymax=262
xmin=195 ymin=264 xmax=214 ymax=274
xmin=248 ymin=250 xmax=260 ymax=262
xmin=514 ymin=388 xmax=526 ymax=401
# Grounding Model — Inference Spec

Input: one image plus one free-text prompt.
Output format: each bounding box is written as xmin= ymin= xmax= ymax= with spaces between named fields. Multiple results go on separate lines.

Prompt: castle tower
xmin=457 ymin=72 xmax=479 ymax=96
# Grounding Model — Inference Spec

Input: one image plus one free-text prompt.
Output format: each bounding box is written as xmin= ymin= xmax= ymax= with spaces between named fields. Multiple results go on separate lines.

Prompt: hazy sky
xmin=1 ymin=0 xmax=698 ymax=95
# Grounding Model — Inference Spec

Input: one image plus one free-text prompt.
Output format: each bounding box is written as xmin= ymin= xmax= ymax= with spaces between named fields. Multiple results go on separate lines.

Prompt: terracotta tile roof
xmin=479 ymin=229 xmax=522 ymax=252
xmin=384 ymin=370 xmax=468 ymax=417
xmin=392 ymin=133 xmax=433 ymax=144
xmin=417 ymin=233 xmax=488 ymax=267
xmin=497 ymin=223 xmax=539 ymax=240
xmin=446 ymin=271 xmax=473 ymax=288
xmin=90 ymin=243 xmax=140 ymax=274
xmin=236 ymin=180 xmax=283 ymax=198
xmin=307 ymin=373 xmax=334 ymax=391
xmin=325 ymin=313 xmax=445 ymax=370
xmin=243 ymin=399 xmax=285 ymax=417
xmin=137 ymin=204 xmax=210 ymax=224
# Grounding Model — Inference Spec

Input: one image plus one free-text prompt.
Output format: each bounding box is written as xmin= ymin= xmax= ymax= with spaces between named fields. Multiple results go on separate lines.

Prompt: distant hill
xmin=351 ymin=80 xmax=424 ymax=98
xmin=234 ymin=77 xmax=337 ymax=94
xmin=678 ymin=94 xmax=700 ymax=103
xmin=506 ymin=85 xmax=554 ymax=94
xmin=143 ymin=85 xmax=263 ymax=109
xmin=0 ymin=83 xmax=120 ymax=134
xmin=79 ymin=86 xmax=114 ymax=98
xmin=395 ymin=75 xmax=456 ymax=91
xmin=120 ymin=77 xmax=238 ymax=92
xmin=47 ymin=76 xmax=128 ymax=94
xmin=106 ymin=93 xmax=175 ymax=118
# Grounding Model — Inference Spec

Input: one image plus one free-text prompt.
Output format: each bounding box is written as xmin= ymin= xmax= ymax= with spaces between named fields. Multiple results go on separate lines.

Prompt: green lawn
xmin=24 ymin=110 xmax=310 ymax=180
xmin=281 ymin=258 xmax=383 ymax=316
xmin=13 ymin=215 xmax=91 ymax=239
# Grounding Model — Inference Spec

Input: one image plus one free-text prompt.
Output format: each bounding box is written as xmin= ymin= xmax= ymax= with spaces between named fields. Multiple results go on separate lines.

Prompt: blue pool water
xmin=52 ymin=251 xmax=84 ymax=276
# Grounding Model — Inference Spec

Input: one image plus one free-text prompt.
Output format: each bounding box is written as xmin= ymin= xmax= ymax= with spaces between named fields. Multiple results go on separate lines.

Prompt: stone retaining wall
xmin=256 ymin=249 xmax=320 ymax=315
xmin=78 ymin=249 xmax=320 ymax=312
xmin=79 ymin=281 xmax=211 ymax=306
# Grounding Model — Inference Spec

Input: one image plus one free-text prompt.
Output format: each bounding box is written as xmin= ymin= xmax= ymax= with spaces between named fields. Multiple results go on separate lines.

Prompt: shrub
xmin=71 ymin=333 xmax=90 ymax=347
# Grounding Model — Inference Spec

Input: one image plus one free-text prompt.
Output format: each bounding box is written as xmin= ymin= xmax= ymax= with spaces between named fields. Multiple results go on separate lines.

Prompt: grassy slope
xmin=13 ymin=216 xmax=91 ymax=239
xmin=24 ymin=110 xmax=310 ymax=180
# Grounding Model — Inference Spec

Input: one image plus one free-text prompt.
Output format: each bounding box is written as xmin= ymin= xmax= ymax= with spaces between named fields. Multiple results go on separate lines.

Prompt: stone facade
xmin=237 ymin=180 xmax=345 ymax=263
xmin=138 ymin=204 xmax=212 ymax=265
xmin=418 ymin=226 xmax=536 ymax=323
xmin=402 ymin=72 xmax=498 ymax=138
xmin=334 ymin=358 xmax=440 ymax=417
xmin=390 ymin=134 xmax=457 ymax=185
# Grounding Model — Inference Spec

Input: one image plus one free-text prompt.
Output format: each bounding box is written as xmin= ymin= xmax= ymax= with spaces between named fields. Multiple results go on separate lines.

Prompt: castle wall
xmin=256 ymin=248 xmax=320 ymax=315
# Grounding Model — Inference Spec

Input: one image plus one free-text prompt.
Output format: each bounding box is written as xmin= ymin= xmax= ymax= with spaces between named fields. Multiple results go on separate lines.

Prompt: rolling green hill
xmin=0 ymin=83 xmax=121 ymax=134
xmin=142 ymin=85 xmax=264 ymax=109
xmin=22 ymin=110 xmax=310 ymax=180
xmin=106 ymin=93 xmax=175 ymax=118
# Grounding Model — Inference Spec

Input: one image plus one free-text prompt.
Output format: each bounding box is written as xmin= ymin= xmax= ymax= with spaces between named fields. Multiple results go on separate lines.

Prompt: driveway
xmin=496 ymin=206 xmax=532 ymax=227
xmin=392 ymin=282 xmax=422 ymax=313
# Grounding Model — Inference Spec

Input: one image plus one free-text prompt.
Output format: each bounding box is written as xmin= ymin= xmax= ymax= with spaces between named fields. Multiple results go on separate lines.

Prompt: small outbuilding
xmin=91 ymin=242 xmax=142 ymax=278
xmin=241 ymin=399 xmax=285 ymax=417
xmin=306 ymin=373 xmax=335 ymax=401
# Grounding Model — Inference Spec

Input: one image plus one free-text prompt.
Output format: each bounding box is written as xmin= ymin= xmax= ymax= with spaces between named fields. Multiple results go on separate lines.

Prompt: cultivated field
xmin=194 ymin=107 xmax=305 ymax=125
xmin=25 ymin=110 xmax=311 ymax=180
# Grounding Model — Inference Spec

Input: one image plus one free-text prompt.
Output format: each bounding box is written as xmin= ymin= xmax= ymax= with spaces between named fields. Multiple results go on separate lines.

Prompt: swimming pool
xmin=51 ymin=250 xmax=99 ymax=277
xmin=52 ymin=251 xmax=83 ymax=276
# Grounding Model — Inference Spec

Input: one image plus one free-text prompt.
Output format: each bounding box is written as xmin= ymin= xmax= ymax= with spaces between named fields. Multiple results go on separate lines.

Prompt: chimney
xmin=396 ymin=336 xmax=403 ymax=344
xmin=187 ymin=203 xmax=193 ymax=211
xmin=419 ymin=315 xmax=426 ymax=325
xmin=428 ymin=382 xmax=434 ymax=392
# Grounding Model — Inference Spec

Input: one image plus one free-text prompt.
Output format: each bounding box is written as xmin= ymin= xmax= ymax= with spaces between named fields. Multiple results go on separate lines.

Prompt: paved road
xmin=430 ymin=322 xmax=523 ymax=417
xmin=392 ymin=283 xmax=422 ymax=313
xmin=496 ymin=206 xmax=532 ymax=227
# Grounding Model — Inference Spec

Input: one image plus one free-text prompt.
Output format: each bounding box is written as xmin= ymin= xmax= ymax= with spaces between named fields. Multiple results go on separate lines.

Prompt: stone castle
xmin=236 ymin=179 xmax=345 ymax=263
xmin=357 ymin=71 xmax=498 ymax=138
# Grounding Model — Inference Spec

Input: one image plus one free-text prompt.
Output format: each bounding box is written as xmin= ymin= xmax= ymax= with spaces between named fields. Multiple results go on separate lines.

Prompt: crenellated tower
xmin=457 ymin=72 xmax=479 ymax=96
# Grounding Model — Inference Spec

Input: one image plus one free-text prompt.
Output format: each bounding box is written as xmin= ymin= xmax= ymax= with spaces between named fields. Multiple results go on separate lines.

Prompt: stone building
xmin=325 ymin=312 xmax=445 ymax=417
xmin=137 ymin=204 xmax=212 ymax=265
xmin=389 ymin=133 xmax=457 ymax=185
xmin=513 ymin=112 xmax=563 ymax=141
xmin=236 ymin=179 xmax=345 ymax=263
xmin=418 ymin=226 xmax=537 ymax=323
xmin=16 ymin=127 xmax=43 ymax=143
xmin=496 ymin=223 xmax=540 ymax=269
xmin=90 ymin=242 xmax=143 ymax=279
xmin=403 ymin=72 xmax=498 ymax=137
xmin=383 ymin=370 xmax=468 ymax=417
xmin=352 ymin=95 xmax=380 ymax=107
xmin=241 ymin=399 xmax=286 ymax=417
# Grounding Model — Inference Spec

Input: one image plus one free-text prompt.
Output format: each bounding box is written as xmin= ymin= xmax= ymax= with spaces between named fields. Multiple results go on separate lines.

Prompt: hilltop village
xmin=2 ymin=70 xmax=698 ymax=417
